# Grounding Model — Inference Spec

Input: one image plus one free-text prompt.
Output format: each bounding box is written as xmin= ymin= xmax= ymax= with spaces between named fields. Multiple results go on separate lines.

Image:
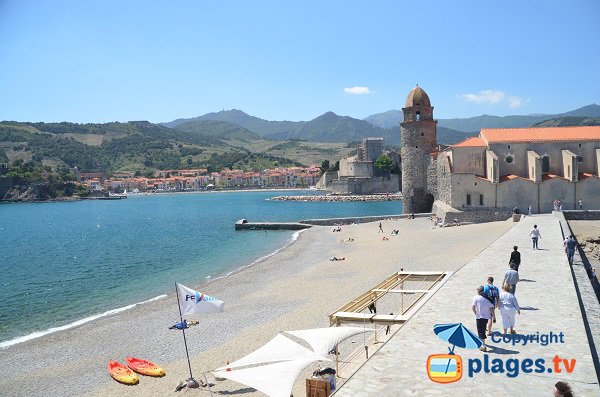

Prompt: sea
xmin=0 ymin=190 xmax=402 ymax=348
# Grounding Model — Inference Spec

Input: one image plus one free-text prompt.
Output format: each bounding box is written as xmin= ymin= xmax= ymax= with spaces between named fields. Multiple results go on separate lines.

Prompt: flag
xmin=176 ymin=283 xmax=224 ymax=315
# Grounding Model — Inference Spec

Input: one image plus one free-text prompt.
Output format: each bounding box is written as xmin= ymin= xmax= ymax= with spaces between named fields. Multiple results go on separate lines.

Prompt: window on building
xmin=542 ymin=156 xmax=550 ymax=173
xmin=466 ymin=194 xmax=472 ymax=206
xmin=508 ymin=145 xmax=511 ymax=149
xmin=421 ymin=132 xmax=424 ymax=136
xmin=505 ymin=155 xmax=513 ymax=164
xmin=479 ymin=194 xmax=484 ymax=206
xmin=568 ymin=165 xmax=571 ymax=178
xmin=416 ymin=111 xmax=421 ymax=121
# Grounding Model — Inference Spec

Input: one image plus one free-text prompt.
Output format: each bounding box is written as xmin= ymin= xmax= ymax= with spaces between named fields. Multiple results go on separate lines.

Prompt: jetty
xmin=234 ymin=219 xmax=311 ymax=231
xmin=270 ymin=193 xmax=401 ymax=202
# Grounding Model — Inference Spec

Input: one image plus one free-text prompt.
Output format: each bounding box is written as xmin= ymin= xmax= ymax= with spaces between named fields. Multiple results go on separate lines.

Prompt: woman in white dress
xmin=498 ymin=284 xmax=521 ymax=335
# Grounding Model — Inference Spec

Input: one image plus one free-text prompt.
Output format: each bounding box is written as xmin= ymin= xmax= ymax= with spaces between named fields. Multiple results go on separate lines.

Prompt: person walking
xmin=527 ymin=204 xmax=532 ymax=216
xmin=498 ymin=283 xmax=520 ymax=335
xmin=530 ymin=224 xmax=542 ymax=249
xmin=472 ymin=285 xmax=494 ymax=352
xmin=503 ymin=262 xmax=520 ymax=294
xmin=483 ymin=277 xmax=499 ymax=336
xmin=509 ymin=246 xmax=521 ymax=271
xmin=378 ymin=222 xmax=384 ymax=233
xmin=565 ymin=235 xmax=577 ymax=264
xmin=578 ymin=199 xmax=583 ymax=210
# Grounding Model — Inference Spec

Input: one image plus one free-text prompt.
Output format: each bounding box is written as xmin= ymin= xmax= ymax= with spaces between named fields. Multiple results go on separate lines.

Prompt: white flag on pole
xmin=176 ymin=283 xmax=224 ymax=315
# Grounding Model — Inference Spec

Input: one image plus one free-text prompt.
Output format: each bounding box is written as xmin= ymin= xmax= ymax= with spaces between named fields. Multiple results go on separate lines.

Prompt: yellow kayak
xmin=126 ymin=356 xmax=166 ymax=377
xmin=108 ymin=360 xmax=139 ymax=385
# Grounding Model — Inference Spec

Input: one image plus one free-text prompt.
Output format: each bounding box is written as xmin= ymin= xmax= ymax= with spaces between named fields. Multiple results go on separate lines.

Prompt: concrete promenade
xmin=335 ymin=214 xmax=600 ymax=396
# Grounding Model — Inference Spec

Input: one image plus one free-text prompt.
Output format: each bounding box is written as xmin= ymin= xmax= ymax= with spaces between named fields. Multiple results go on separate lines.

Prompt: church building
xmin=400 ymin=86 xmax=600 ymax=222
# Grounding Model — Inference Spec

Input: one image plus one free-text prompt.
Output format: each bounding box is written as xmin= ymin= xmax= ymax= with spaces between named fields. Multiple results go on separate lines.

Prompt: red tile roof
xmin=481 ymin=126 xmax=600 ymax=144
xmin=452 ymin=137 xmax=486 ymax=148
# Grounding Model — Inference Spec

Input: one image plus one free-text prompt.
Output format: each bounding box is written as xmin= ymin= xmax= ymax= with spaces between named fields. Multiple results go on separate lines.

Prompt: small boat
xmin=126 ymin=356 xmax=166 ymax=377
xmin=108 ymin=191 xmax=127 ymax=198
xmin=108 ymin=360 xmax=139 ymax=385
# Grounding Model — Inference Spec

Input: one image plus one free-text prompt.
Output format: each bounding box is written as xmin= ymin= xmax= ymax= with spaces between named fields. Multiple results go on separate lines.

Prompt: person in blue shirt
xmin=564 ymin=235 xmax=578 ymax=264
xmin=483 ymin=276 xmax=500 ymax=336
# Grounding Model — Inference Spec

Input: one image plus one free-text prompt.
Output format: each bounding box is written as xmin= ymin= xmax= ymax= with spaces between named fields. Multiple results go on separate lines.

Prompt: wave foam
xmin=0 ymin=294 xmax=167 ymax=349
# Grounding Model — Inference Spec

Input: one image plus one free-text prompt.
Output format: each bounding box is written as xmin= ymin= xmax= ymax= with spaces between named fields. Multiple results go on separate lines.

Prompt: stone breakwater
xmin=271 ymin=194 xmax=402 ymax=202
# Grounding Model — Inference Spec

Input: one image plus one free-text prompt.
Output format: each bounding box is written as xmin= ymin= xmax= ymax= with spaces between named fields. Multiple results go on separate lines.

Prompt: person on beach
xmin=378 ymin=222 xmax=384 ymax=233
xmin=553 ymin=381 xmax=574 ymax=397
xmin=564 ymin=235 xmax=577 ymax=264
xmin=503 ymin=262 xmax=520 ymax=294
xmin=483 ymin=277 xmax=499 ymax=336
xmin=509 ymin=246 xmax=521 ymax=271
xmin=530 ymin=224 xmax=542 ymax=249
xmin=528 ymin=204 xmax=532 ymax=216
xmin=472 ymin=285 xmax=494 ymax=352
xmin=498 ymin=283 xmax=520 ymax=335
xmin=368 ymin=299 xmax=377 ymax=314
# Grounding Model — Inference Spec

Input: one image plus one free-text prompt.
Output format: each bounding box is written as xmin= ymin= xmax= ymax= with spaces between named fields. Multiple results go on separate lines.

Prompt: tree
xmin=320 ymin=160 xmax=330 ymax=175
xmin=374 ymin=154 xmax=393 ymax=171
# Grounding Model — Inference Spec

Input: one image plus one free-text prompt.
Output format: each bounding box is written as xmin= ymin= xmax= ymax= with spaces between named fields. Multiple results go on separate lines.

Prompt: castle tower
xmin=400 ymin=85 xmax=438 ymax=213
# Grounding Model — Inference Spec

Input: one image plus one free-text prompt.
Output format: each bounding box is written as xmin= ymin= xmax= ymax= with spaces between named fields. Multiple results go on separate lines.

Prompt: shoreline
xmin=0 ymin=187 xmax=318 ymax=204
xmin=0 ymin=230 xmax=304 ymax=349
xmin=0 ymin=218 xmax=514 ymax=397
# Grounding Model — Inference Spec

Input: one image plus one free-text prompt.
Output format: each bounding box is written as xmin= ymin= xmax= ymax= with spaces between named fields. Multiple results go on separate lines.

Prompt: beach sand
xmin=0 ymin=218 xmax=513 ymax=397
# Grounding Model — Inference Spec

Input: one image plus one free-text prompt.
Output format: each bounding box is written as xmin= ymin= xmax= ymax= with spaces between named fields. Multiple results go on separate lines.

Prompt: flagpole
xmin=175 ymin=282 xmax=195 ymax=381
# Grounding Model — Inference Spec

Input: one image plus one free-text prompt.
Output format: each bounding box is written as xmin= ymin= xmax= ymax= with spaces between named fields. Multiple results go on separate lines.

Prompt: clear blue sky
xmin=0 ymin=0 xmax=598 ymax=123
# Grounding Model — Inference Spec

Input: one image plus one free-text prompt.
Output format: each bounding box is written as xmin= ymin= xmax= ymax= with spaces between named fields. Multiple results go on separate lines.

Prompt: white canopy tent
xmin=211 ymin=327 xmax=372 ymax=397
xmin=215 ymin=333 xmax=329 ymax=371
xmin=284 ymin=326 xmax=370 ymax=356
xmin=213 ymin=358 xmax=316 ymax=397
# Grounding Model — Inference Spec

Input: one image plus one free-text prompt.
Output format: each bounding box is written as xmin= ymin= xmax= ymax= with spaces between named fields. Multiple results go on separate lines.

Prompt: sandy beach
xmin=0 ymin=218 xmax=514 ymax=397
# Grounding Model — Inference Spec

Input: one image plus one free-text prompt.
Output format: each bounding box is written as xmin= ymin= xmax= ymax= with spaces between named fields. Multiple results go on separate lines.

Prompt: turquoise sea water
xmin=0 ymin=191 xmax=401 ymax=347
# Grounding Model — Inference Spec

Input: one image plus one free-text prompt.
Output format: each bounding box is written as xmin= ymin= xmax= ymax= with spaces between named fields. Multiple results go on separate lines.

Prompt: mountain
xmin=264 ymin=111 xmax=397 ymax=143
xmin=166 ymin=110 xmax=399 ymax=144
xmin=364 ymin=104 xmax=600 ymax=132
xmin=533 ymin=117 xmax=600 ymax=127
xmin=162 ymin=109 xmax=298 ymax=136
xmin=436 ymin=127 xmax=477 ymax=145
xmin=172 ymin=119 xmax=261 ymax=141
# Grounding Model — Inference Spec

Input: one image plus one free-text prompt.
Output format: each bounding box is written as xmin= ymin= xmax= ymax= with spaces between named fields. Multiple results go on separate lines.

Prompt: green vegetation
xmin=374 ymin=154 xmax=393 ymax=171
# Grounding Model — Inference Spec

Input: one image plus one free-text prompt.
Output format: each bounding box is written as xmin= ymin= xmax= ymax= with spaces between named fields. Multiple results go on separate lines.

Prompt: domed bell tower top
xmin=401 ymin=85 xmax=437 ymax=152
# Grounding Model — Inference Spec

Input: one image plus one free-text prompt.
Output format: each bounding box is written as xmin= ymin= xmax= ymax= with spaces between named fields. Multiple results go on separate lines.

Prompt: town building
xmin=325 ymin=138 xmax=400 ymax=194
xmin=400 ymin=85 xmax=600 ymax=222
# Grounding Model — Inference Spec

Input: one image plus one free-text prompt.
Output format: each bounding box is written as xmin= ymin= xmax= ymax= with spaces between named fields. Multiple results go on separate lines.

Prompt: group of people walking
xmin=472 ymin=245 xmax=523 ymax=352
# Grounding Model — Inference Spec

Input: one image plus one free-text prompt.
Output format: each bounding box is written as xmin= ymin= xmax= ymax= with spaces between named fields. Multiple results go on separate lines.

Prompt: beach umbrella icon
xmin=433 ymin=323 xmax=482 ymax=353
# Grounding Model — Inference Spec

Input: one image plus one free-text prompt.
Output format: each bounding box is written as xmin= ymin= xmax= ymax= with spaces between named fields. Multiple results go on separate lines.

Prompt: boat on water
xmin=108 ymin=192 xmax=128 ymax=199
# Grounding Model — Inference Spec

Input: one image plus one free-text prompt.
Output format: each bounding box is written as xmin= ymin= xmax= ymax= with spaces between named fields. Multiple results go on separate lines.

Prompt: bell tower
xmin=400 ymin=85 xmax=438 ymax=214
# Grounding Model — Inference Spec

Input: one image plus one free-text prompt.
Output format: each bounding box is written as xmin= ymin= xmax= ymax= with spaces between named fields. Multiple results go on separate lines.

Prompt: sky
xmin=0 ymin=0 xmax=599 ymax=123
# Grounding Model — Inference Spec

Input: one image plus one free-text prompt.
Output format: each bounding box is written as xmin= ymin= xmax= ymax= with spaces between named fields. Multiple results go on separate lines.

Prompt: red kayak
xmin=108 ymin=360 xmax=139 ymax=385
xmin=126 ymin=356 xmax=166 ymax=377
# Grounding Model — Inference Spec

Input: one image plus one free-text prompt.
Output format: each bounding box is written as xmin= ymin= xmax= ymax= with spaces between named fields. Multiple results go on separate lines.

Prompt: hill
xmin=0 ymin=121 xmax=303 ymax=174
xmin=533 ymin=117 xmax=600 ymax=127
xmin=167 ymin=109 xmax=398 ymax=144
xmin=264 ymin=111 xmax=396 ymax=143
xmin=163 ymin=109 xmax=299 ymax=136
xmin=173 ymin=119 xmax=261 ymax=141
xmin=364 ymin=104 xmax=600 ymax=132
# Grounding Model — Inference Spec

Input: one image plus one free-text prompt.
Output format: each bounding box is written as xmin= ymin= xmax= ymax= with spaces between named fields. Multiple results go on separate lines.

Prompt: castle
xmin=400 ymin=85 xmax=600 ymax=222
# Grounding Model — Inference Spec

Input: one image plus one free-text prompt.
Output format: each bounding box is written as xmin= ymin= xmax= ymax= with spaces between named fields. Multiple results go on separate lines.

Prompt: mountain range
xmin=164 ymin=104 xmax=600 ymax=146
xmin=364 ymin=104 xmax=600 ymax=131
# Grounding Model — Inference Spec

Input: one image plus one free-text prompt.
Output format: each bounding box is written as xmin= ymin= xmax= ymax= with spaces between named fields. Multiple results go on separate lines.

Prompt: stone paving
xmin=334 ymin=214 xmax=600 ymax=396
